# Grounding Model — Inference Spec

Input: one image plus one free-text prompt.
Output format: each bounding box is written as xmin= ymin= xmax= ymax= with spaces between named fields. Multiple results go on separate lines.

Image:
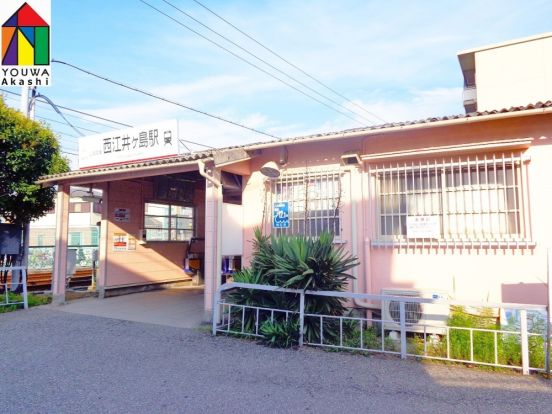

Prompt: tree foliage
xmin=0 ymin=98 xmax=69 ymax=225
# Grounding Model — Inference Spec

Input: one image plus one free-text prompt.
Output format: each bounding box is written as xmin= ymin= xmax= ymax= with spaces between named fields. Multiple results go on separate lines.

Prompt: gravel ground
xmin=1 ymin=308 xmax=551 ymax=414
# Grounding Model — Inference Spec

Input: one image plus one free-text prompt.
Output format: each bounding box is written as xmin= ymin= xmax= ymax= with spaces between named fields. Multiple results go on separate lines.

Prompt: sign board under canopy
xmin=78 ymin=120 xmax=179 ymax=169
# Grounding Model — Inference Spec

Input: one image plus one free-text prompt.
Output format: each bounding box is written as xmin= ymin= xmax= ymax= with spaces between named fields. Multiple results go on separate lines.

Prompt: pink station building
xmin=40 ymin=33 xmax=552 ymax=320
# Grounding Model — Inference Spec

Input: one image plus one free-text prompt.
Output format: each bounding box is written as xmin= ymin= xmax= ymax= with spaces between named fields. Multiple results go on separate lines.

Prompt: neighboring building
xmin=458 ymin=32 xmax=552 ymax=113
xmin=39 ymin=33 xmax=552 ymax=319
xmin=29 ymin=189 xmax=101 ymax=271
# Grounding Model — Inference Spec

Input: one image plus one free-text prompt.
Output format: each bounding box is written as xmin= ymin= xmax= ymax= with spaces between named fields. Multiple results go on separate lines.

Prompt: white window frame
xmin=370 ymin=152 xmax=533 ymax=248
xmin=144 ymin=202 xmax=194 ymax=242
xmin=268 ymin=169 xmax=343 ymax=239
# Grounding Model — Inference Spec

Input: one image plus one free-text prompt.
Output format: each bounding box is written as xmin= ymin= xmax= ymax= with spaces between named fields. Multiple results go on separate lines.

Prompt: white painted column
xmin=52 ymin=184 xmax=70 ymax=304
xmin=203 ymin=171 xmax=222 ymax=322
xmin=97 ymin=183 xmax=109 ymax=299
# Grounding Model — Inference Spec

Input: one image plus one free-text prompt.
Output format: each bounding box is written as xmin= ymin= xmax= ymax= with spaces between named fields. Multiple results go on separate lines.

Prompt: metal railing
xmin=28 ymin=245 xmax=98 ymax=270
xmin=0 ymin=266 xmax=28 ymax=309
xmin=213 ymin=283 xmax=551 ymax=375
xmin=463 ymin=86 xmax=477 ymax=104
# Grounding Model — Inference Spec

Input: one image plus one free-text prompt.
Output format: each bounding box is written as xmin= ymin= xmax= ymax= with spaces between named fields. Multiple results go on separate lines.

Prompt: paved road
xmin=1 ymin=308 xmax=551 ymax=413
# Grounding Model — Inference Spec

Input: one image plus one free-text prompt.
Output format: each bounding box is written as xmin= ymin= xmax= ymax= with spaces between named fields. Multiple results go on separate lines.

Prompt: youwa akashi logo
xmin=1 ymin=1 xmax=51 ymax=86
xmin=2 ymin=2 xmax=49 ymax=65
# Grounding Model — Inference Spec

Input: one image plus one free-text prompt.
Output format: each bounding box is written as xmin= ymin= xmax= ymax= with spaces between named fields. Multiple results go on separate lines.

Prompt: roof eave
xmin=243 ymin=105 xmax=552 ymax=152
xmin=37 ymin=157 xmax=213 ymax=186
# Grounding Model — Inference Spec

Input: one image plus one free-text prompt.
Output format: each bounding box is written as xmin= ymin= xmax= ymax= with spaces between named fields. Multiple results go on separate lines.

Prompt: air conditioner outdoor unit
xmin=381 ymin=289 xmax=450 ymax=335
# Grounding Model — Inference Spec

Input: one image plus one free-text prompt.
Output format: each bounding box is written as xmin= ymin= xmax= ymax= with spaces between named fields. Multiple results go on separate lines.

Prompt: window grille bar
xmin=383 ymin=165 xmax=388 ymax=238
xmin=519 ymin=154 xmax=528 ymax=241
xmin=372 ymin=152 xmax=528 ymax=246
xmin=403 ymin=162 xmax=409 ymax=250
xmin=502 ymin=154 xmax=508 ymax=236
xmin=270 ymin=170 xmax=341 ymax=237
xmin=511 ymin=151 xmax=519 ymax=237
xmin=418 ymin=160 xmax=424 ymax=249
xmin=484 ymin=154 xmax=492 ymax=239
xmin=493 ymin=153 xmax=500 ymax=241
xmin=475 ymin=154 xmax=482 ymax=245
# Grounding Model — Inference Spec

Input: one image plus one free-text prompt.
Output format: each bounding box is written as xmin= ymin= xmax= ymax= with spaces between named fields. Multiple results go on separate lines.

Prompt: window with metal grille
xmin=144 ymin=202 xmax=194 ymax=242
xmin=372 ymin=152 xmax=530 ymax=246
xmin=269 ymin=170 xmax=342 ymax=237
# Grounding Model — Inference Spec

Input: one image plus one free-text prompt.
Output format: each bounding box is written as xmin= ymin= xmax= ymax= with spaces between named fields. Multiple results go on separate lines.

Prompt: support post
xmin=212 ymin=286 xmax=220 ymax=336
xmin=399 ymin=301 xmax=407 ymax=359
xmin=520 ymin=309 xmax=530 ymax=375
xmin=299 ymin=291 xmax=305 ymax=346
xmin=22 ymin=268 xmax=28 ymax=309
xmin=201 ymin=163 xmax=222 ymax=323
xmin=546 ymin=248 xmax=551 ymax=374
xmin=52 ymin=184 xmax=70 ymax=304
xmin=97 ymin=182 xmax=109 ymax=299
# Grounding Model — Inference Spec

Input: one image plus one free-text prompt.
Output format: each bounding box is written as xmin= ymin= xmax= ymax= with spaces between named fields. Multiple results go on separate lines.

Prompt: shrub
xmin=260 ymin=319 xmax=300 ymax=348
xmin=0 ymin=292 xmax=50 ymax=313
xmin=226 ymin=229 xmax=359 ymax=343
xmin=446 ymin=307 xmax=547 ymax=369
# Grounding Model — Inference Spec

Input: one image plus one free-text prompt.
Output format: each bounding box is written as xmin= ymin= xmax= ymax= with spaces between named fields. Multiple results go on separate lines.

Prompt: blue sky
xmin=2 ymin=0 xmax=552 ymax=165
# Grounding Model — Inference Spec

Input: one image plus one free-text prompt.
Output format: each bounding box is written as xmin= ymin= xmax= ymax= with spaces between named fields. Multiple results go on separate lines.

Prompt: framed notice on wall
xmin=113 ymin=233 xmax=128 ymax=251
xmin=114 ymin=208 xmax=130 ymax=222
xmin=406 ymin=216 xmax=440 ymax=239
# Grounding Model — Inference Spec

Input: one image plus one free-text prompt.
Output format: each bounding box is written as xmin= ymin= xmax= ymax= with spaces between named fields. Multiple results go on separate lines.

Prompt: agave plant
xmin=227 ymin=228 xmax=359 ymax=344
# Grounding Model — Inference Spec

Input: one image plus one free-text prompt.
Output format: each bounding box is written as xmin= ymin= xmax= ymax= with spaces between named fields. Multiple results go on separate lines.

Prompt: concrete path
xmin=49 ymin=287 xmax=205 ymax=328
xmin=1 ymin=307 xmax=551 ymax=413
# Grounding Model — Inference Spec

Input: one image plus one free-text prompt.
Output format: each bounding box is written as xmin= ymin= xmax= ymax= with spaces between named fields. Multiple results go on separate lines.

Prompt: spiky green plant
xmin=225 ymin=228 xmax=359 ymax=343
xmin=260 ymin=319 xmax=300 ymax=348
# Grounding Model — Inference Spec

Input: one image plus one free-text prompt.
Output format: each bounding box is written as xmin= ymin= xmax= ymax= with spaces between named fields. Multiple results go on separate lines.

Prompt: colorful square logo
xmin=2 ymin=2 xmax=49 ymax=66
xmin=0 ymin=1 xmax=51 ymax=86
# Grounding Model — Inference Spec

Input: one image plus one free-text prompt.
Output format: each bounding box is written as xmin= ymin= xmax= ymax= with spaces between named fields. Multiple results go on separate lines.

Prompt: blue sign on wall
xmin=273 ymin=202 xmax=290 ymax=228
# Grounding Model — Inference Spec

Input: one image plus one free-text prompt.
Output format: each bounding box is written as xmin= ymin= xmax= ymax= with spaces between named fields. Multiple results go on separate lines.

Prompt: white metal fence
xmin=213 ymin=283 xmax=551 ymax=375
xmin=0 ymin=266 xmax=29 ymax=310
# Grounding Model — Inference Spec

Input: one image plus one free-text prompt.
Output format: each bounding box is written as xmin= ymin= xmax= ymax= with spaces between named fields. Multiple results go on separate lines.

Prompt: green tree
xmin=0 ymin=98 xmax=69 ymax=225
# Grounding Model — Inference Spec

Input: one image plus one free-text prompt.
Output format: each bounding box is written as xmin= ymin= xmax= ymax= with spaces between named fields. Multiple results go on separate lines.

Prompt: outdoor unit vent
xmin=381 ymin=289 xmax=450 ymax=335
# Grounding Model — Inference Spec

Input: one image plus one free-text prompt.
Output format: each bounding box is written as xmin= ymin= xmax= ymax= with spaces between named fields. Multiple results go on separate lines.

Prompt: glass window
xmin=91 ymin=227 xmax=99 ymax=246
xmin=374 ymin=152 xmax=528 ymax=244
xmin=269 ymin=170 xmax=341 ymax=237
xmin=144 ymin=203 xmax=194 ymax=242
xmin=69 ymin=232 xmax=82 ymax=246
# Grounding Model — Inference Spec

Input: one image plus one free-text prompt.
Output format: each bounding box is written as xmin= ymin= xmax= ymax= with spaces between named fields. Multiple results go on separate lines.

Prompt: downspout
xmin=198 ymin=160 xmax=223 ymax=317
xmin=350 ymin=166 xmax=379 ymax=310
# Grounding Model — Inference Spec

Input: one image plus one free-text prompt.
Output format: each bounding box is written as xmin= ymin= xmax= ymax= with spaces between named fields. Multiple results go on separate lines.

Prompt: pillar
xmin=52 ymin=184 xmax=70 ymax=304
xmin=203 ymin=170 xmax=222 ymax=322
xmin=97 ymin=182 xmax=109 ymax=299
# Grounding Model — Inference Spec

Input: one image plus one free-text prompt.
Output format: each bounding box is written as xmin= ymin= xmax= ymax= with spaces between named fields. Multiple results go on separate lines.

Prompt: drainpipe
xmin=350 ymin=166 xmax=379 ymax=311
xmin=198 ymin=160 xmax=223 ymax=318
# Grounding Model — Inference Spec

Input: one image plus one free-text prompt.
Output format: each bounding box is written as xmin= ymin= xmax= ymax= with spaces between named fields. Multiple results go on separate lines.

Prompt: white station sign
xmin=78 ymin=120 xmax=179 ymax=169
xmin=406 ymin=216 xmax=440 ymax=239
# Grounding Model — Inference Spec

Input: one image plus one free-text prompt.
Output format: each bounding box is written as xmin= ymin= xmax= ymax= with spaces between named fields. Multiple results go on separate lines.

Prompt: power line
xmin=34 ymin=93 xmax=86 ymax=137
xmin=138 ymin=0 xmax=365 ymax=127
xmin=2 ymin=88 xmax=219 ymax=150
xmin=53 ymin=59 xmax=281 ymax=140
xmin=160 ymin=0 xmax=376 ymax=126
xmin=0 ymin=88 xmax=129 ymax=129
xmin=52 ymin=129 xmax=80 ymax=140
xmin=1 ymin=89 xmax=85 ymax=137
xmin=179 ymin=138 xmax=214 ymax=149
xmin=35 ymin=115 xmax=101 ymax=134
xmin=191 ymin=0 xmax=387 ymax=124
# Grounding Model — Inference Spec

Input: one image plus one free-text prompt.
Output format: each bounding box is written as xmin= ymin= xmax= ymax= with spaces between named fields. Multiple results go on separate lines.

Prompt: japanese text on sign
xmin=273 ymin=202 xmax=290 ymax=228
xmin=78 ymin=120 xmax=179 ymax=169
xmin=406 ymin=216 xmax=440 ymax=239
